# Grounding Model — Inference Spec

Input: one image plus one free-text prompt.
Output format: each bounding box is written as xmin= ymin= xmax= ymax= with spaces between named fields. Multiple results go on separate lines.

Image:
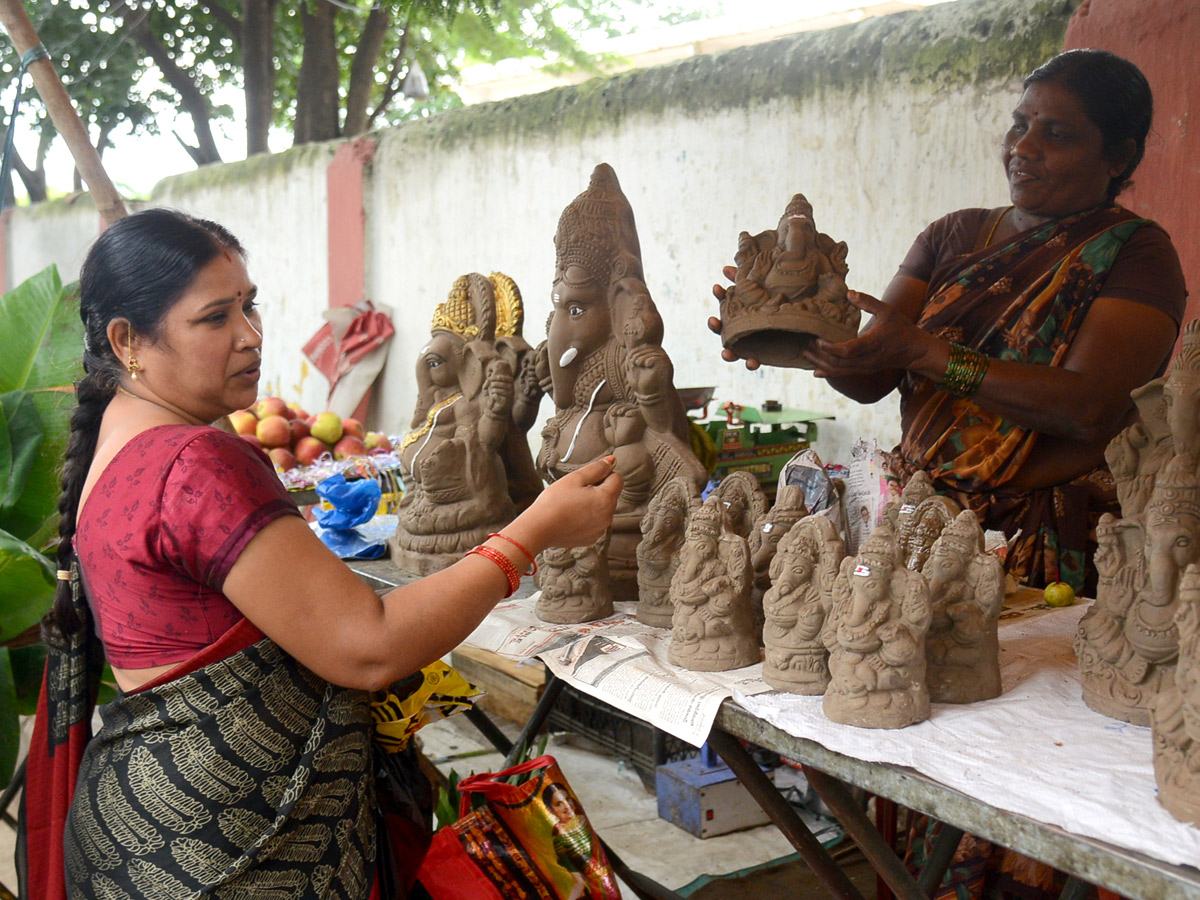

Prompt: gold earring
xmin=127 ymin=356 xmax=141 ymax=380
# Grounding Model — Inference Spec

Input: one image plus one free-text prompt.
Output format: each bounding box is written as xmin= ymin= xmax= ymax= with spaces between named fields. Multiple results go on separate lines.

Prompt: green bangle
xmin=937 ymin=343 xmax=989 ymax=398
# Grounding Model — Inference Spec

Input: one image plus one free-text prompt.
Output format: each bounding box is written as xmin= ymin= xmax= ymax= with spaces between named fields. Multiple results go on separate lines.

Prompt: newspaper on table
xmin=463 ymin=596 xmax=772 ymax=746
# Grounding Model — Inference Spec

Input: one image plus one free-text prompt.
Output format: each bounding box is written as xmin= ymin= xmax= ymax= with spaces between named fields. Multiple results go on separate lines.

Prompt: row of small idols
xmin=538 ymin=469 xmax=1000 ymax=731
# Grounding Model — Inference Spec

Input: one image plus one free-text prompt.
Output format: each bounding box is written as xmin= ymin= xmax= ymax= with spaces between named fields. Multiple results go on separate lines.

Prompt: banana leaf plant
xmin=0 ymin=265 xmax=84 ymax=786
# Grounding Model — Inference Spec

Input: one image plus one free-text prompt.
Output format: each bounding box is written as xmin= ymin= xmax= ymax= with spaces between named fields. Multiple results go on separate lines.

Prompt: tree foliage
xmin=1 ymin=0 xmax=647 ymax=176
xmin=1 ymin=0 xmax=163 ymax=201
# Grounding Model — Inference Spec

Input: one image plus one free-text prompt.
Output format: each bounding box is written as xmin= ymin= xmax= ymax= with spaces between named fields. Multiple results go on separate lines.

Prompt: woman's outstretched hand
xmin=709 ymin=264 xmax=762 ymax=371
xmin=515 ymin=455 xmax=622 ymax=553
xmin=803 ymin=290 xmax=934 ymax=379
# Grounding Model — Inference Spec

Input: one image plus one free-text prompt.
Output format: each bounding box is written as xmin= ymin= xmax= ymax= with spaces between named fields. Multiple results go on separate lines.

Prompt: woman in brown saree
xmin=20 ymin=209 xmax=621 ymax=900
xmin=715 ymin=49 xmax=1187 ymax=595
xmin=713 ymin=47 xmax=1186 ymax=900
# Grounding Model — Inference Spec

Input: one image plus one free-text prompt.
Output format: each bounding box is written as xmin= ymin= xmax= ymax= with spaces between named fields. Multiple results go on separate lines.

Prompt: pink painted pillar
xmin=326 ymin=136 xmax=377 ymax=420
xmin=1065 ymin=0 xmax=1200 ymax=339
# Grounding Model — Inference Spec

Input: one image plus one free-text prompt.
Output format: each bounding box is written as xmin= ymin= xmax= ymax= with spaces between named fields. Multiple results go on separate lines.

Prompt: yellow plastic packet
xmin=370 ymin=661 xmax=483 ymax=752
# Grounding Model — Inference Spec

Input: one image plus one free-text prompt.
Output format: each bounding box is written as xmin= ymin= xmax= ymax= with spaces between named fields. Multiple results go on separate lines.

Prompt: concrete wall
xmin=152 ymin=145 xmax=337 ymax=417
xmin=2 ymin=0 xmax=1077 ymax=467
xmin=6 ymin=197 xmax=101 ymax=287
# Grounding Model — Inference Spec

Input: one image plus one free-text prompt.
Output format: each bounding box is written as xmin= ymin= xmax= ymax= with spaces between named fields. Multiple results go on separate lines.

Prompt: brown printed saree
xmin=890 ymin=204 xmax=1150 ymax=592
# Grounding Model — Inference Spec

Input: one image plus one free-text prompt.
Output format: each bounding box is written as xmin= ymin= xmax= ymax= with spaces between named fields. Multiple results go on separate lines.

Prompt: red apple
xmin=228 ymin=409 xmax=258 ymax=436
xmin=294 ymin=436 xmax=331 ymax=467
xmin=240 ymin=434 xmax=262 ymax=450
xmin=288 ymin=418 xmax=311 ymax=445
xmin=364 ymin=431 xmax=393 ymax=453
xmin=288 ymin=403 xmax=310 ymax=421
xmin=254 ymin=396 xmax=288 ymax=419
xmin=341 ymin=417 xmax=365 ymax=440
xmin=310 ymin=411 xmax=344 ymax=445
xmin=280 ymin=405 xmax=297 ymax=420
xmin=268 ymin=447 xmax=297 ymax=471
xmin=305 ymin=414 xmax=318 ymax=427
xmin=333 ymin=436 xmax=367 ymax=460
xmin=256 ymin=414 xmax=291 ymax=448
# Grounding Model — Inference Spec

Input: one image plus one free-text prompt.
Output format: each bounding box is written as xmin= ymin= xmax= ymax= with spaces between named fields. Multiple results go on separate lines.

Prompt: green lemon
xmin=1043 ymin=582 xmax=1076 ymax=608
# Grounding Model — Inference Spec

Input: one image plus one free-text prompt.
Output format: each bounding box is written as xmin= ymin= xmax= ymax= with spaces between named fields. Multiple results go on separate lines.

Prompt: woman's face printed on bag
xmin=547 ymin=787 xmax=576 ymax=823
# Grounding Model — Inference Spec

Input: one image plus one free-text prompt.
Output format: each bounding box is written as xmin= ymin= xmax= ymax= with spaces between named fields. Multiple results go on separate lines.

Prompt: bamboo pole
xmin=0 ymin=0 xmax=127 ymax=223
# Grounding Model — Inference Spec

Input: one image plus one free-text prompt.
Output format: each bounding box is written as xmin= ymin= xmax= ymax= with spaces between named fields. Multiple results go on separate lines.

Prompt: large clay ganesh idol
xmin=390 ymin=272 xmax=541 ymax=575
xmin=719 ymin=194 xmax=858 ymax=368
xmin=534 ymin=163 xmax=707 ymax=619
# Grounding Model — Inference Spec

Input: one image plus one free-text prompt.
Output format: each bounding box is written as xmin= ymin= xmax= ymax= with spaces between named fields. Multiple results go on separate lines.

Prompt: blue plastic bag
xmin=313 ymin=474 xmax=381 ymax=530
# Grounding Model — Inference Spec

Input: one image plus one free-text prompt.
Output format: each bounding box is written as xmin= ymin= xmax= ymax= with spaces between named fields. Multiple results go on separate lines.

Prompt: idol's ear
xmin=610 ymin=276 xmax=663 ymax=348
xmin=459 ymin=342 xmax=499 ymax=399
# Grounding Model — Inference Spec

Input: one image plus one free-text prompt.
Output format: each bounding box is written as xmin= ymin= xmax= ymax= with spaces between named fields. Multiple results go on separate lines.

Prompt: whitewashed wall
xmin=4 ymin=0 xmax=1073 ymax=466
xmin=152 ymin=145 xmax=337 ymax=417
xmin=7 ymin=197 xmax=102 ymax=287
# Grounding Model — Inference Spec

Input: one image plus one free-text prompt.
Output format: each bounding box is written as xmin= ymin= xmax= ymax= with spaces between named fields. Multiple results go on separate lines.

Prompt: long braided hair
xmin=44 ymin=208 xmax=244 ymax=646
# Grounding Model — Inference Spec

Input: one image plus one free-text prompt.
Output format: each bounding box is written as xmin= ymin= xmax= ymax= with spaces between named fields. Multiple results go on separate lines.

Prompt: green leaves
xmin=0 ymin=266 xmax=83 ymax=786
xmin=0 ymin=266 xmax=76 ymax=393
xmin=0 ymin=267 xmax=82 ymax=550
xmin=0 ymin=529 xmax=54 ymax=643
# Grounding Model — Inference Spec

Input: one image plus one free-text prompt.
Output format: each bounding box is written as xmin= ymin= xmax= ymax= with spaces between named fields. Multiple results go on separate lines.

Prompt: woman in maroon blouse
xmin=22 ymin=208 xmax=622 ymax=900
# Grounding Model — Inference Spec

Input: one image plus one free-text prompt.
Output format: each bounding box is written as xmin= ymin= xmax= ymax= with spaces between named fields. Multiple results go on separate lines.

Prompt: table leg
xmin=877 ymin=796 xmax=898 ymax=900
xmin=462 ymin=705 xmax=513 ymax=756
xmin=706 ymin=729 xmax=868 ymax=900
xmin=503 ymin=673 xmax=567 ymax=768
xmin=916 ymin=822 xmax=964 ymax=897
xmin=1060 ymin=875 xmax=1095 ymax=900
xmin=803 ymin=765 xmax=930 ymax=900
xmin=603 ymin=839 xmax=687 ymax=900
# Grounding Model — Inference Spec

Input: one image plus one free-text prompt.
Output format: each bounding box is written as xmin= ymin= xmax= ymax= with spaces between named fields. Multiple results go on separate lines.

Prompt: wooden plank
xmin=450 ymin=647 xmax=545 ymax=725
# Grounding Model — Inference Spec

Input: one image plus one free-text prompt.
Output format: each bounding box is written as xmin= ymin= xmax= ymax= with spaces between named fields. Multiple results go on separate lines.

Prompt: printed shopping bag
xmin=417 ymin=754 xmax=622 ymax=900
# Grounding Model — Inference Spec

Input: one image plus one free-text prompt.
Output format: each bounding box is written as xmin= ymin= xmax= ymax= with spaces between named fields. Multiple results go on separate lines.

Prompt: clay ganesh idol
xmin=1151 ymin=562 xmax=1200 ymax=827
xmin=718 ymin=194 xmax=857 ymax=368
xmin=390 ymin=272 xmax=540 ymax=575
xmin=761 ymin=515 xmax=844 ymax=694
xmin=1077 ymin=455 xmax=1200 ymax=725
xmin=668 ymin=499 xmax=759 ymax=672
xmin=636 ymin=477 xmax=701 ymax=627
xmin=748 ymin=485 xmax=811 ymax=637
xmin=921 ymin=510 xmax=1005 ymax=704
xmin=824 ymin=526 xmax=931 ymax=729
xmin=533 ymin=163 xmax=707 ymax=621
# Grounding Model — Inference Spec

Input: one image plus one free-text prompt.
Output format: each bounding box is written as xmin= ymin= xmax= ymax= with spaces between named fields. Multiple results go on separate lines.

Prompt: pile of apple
xmin=228 ymin=397 xmax=393 ymax=471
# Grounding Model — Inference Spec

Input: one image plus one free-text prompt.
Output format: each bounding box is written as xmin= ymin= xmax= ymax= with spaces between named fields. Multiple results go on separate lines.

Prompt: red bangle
xmin=487 ymin=532 xmax=537 ymax=575
xmin=468 ymin=545 xmax=521 ymax=598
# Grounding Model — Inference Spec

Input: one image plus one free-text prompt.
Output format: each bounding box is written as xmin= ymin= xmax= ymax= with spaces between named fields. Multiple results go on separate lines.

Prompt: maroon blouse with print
xmin=74 ymin=424 xmax=301 ymax=668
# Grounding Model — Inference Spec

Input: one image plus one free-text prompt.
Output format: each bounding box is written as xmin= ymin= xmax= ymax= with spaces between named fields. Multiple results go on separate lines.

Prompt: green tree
xmin=97 ymin=0 xmax=639 ymax=163
xmin=1 ymin=0 xmax=161 ymax=201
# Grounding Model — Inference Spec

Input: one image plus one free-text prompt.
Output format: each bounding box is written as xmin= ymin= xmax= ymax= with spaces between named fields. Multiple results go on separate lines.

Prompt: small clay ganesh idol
xmin=761 ymin=515 xmax=843 ymax=694
xmin=718 ymin=194 xmax=858 ymax=368
xmin=533 ymin=163 xmax=707 ymax=621
xmin=921 ymin=510 xmax=1005 ymax=704
xmin=636 ymin=477 xmax=701 ymax=627
xmin=668 ymin=499 xmax=759 ymax=672
xmin=390 ymin=272 xmax=540 ymax=575
xmin=1151 ymin=562 xmax=1200 ymax=827
xmin=824 ymin=526 xmax=931 ymax=729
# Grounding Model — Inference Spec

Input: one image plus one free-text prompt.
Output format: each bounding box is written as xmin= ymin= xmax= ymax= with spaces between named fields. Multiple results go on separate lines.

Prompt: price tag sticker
xmin=900 ymin=503 xmax=916 ymax=514
xmin=853 ymin=563 xmax=872 ymax=577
